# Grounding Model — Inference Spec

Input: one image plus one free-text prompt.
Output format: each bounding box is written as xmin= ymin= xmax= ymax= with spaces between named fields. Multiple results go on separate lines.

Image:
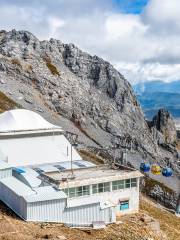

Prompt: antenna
xmin=65 ymin=131 xmax=78 ymax=179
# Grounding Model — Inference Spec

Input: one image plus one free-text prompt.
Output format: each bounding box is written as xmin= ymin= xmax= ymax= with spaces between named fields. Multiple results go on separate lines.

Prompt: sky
xmin=0 ymin=0 xmax=180 ymax=84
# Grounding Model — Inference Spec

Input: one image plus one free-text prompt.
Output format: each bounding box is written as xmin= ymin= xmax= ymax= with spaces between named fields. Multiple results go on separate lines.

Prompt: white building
xmin=0 ymin=109 xmax=81 ymax=166
xmin=0 ymin=109 xmax=142 ymax=227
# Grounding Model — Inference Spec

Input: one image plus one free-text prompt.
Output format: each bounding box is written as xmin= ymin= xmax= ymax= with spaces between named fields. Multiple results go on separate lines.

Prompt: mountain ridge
xmin=0 ymin=29 xmax=178 ymax=168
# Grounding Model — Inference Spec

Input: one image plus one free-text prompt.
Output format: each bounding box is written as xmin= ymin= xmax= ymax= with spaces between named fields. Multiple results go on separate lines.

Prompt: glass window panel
xmin=131 ymin=178 xmax=137 ymax=187
xmin=117 ymin=180 xmax=124 ymax=189
xmin=104 ymin=182 xmax=110 ymax=192
xmin=82 ymin=185 xmax=90 ymax=195
xmin=98 ymin=183 xmax=104 ymax=193
xmin=92 ymin=184 xmax=98 ymax=194
xmin=63 ymin=188 xmax=69 ymax=196
xmin=77 ymin=186 xmax=83 ymax=196
xmin=125 ymin=179 xmax=131 ymax=188
xmin=69 ymin=187 xmax=76 ymax=197
xmin=112 ymin=181 xmax=118 ymax=190
xmin=112 ymin=180 xmax=124 ymax=190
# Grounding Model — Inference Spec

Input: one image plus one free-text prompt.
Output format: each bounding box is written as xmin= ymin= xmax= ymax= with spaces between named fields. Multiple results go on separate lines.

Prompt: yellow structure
xmin=151 ymin=164 xmax=161 ymax=175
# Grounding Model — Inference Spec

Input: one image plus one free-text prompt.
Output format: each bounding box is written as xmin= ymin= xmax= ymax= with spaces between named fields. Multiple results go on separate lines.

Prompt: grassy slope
xmin=0 ymin=199 xmax=166 ymax=240
xmin=140 ymin=196 xmax=180 ymax=240
xmin=0 ymin=91 xmax=18 ymax=112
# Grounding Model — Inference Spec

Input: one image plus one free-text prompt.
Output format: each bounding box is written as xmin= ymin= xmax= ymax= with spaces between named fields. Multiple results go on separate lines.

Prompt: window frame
xmin=92 ymin=182 xmax=110 ymax=194
xmin=125 ymin=179 xmax=131 ymax=188
xmin=63 ymin=185 xmax=90 ymax=198
xmin=112 ymin=180 xmax=125 ymax=191
xmin=131 ymin=178 xmax=137 ymax=187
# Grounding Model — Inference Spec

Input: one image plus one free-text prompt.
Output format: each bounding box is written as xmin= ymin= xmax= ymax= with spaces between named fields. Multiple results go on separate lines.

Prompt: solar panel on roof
xmin=54 ymin=165 xmax=66 ymax=171
xmin=74 ymin=162 xmax=86 ymax=168
xmin=34 ymin=168 xmax=45 ymax=174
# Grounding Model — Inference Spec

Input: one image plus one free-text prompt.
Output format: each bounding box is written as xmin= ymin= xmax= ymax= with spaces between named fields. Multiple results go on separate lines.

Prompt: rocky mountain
xmin=148 ymin=109 xmax=177 ymax=146
xmin=133 ymin=80 xmax=180 ymax=119
xmin=0 ymin=30 xmax=179 ymax=168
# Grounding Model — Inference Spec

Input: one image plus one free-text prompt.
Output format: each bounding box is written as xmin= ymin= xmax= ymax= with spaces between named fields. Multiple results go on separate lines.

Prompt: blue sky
xmin=0 ymin=0 xmax=180 ymax=84
xmin=113 ymin=0 xmax=149 ymax=14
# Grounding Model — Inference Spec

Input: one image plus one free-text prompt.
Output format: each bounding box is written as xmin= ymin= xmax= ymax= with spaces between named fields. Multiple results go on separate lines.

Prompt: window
xmin=76 ymin=186 xmax=90 ymax=196
xmin=131 ymin=178 xmax=137 ymax=187
xmin=112 ymin=180 xmax=124 ymax=190
xmin=125 ymin=179 xmax=131 ymax=188
xmin=69 ymin=187 xmax=76 ymax=198
xmin=92 ymin=182 xmax=110 ymax=194
xmin=120 ymin=200 xmax=129 ymax=211
xmin=63 ymin=185 xmax=90 ymax=198
xmin=92 ymin=184 xmax=98 ymax=194
xmin=64 ymin=188 xmax=69 ymax=196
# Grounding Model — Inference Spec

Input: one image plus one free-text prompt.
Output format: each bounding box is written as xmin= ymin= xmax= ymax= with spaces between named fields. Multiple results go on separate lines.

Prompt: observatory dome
xmin=0 ymin=109 xmax=62 ymax=132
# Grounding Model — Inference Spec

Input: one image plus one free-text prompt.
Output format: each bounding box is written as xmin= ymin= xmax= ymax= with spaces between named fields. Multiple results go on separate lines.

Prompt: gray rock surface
xmin=149 ymin=109 xmax=177 ymax=145
xmin=0 ymin=29 xmax=178 ymax=168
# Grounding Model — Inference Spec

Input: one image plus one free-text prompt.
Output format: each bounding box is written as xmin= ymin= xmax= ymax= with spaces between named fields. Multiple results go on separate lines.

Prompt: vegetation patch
xmin=140 ymin=197 xmax=180 ymax=240
xmin=0 ymin=91 xmax=18 ymax=113
xmin=78 ymin=149 xmax=105 ymax=165
xmin=43 ymin=56 xmax=60 ymax=76
xmin=10 ymin=58 xmax=22 ymax=68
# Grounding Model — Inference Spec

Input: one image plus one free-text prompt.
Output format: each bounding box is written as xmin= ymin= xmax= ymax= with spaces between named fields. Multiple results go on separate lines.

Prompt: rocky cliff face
xmin=0 ymin=29 xmax=177 ymax=164
xmin=150 ymin=109 xmax=177 ymax=145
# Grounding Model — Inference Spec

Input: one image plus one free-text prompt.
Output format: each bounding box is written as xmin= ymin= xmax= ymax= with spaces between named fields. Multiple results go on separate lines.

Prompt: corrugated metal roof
xmin=0 ymin=177 xmax=33 ymax=196
xmin=37 ymin=165 xmax=59 ymax=173
xmin=0 ymin=176 xmax=67 ymax=203
xmin=24 ymin=189 xmax=67 ymax=203
xmin=21 ymin=173 xmax=42 ymax=188
xmin=20 ymin=167 xmax=39 ymax=177
xmin=33 ymin=160 xmax=96 ymax=174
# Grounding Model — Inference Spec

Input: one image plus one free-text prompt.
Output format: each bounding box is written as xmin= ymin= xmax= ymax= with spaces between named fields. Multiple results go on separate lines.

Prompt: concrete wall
xmin=67 ymin=178 xmax=140 ymax=216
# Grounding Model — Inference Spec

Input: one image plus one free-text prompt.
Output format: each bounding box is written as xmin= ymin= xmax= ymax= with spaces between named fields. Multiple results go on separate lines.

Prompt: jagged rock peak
xmin=151 ymin=109 xmax=177 ymax=144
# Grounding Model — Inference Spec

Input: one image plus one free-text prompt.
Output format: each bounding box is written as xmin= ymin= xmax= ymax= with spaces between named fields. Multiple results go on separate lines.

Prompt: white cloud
xmin=116 ymin=62 xmax=180 ymax=84
xmin=143 ymin=0 xmax=180 ymax=34
xmin=0 ymin=0 xmax=180 ymax=84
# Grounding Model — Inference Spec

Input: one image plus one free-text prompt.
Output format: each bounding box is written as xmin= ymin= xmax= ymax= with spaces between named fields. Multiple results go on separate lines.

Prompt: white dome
xmin=0 ymin=109 xmax=62 ymax=132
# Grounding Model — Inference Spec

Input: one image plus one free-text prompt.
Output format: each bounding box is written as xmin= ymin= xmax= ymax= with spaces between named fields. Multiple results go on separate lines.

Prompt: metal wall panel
xmin=0 ymin=181 xmax=27 ymax=219
xmin=0 ymin=168 xmax=12 ymax=179
xmin=63 ymin=203 xmax=115 ymax=226
xmin=27 ymin=199 xmax=66 ymax=222
xmin=0 ymin=179 xmax=116 ymax=226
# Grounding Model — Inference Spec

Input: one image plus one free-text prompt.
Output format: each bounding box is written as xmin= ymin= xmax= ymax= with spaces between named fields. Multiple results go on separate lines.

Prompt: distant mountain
xmin=134 ymin=80 xmax=180 ymax=119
